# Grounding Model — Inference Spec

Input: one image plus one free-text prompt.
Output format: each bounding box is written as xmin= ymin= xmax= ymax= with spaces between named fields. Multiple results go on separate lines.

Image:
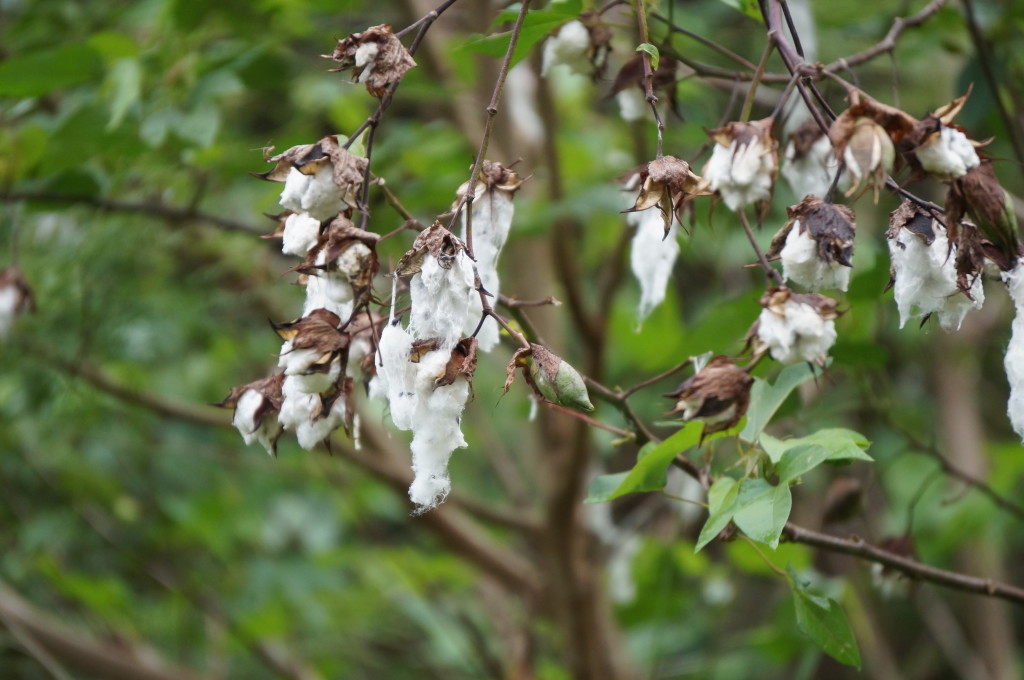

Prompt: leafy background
xmin=2 ymin=0 xmax=1023 ymax=678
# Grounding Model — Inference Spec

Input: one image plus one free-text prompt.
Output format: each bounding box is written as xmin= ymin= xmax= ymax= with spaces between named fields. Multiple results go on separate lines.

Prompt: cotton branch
xmin=821 ymin=0 xmax=951 ymax=73
xmin=633 ymin=0 xmax=664 ymax=157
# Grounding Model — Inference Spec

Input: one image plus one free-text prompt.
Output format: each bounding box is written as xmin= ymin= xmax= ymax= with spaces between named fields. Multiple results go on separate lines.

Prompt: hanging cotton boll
xmin=541 ymin=20 xmax=592 ymax=77
xmin=300 ymin=163 xmax=347 ymax=221
xmin=887 ymin=205 xmax=983 ymax=330
xmin=233 ymin=389 xmax=284 ymax=456
xmin=281 ymin=212 xmax=321 ymax=256
xmin=283 ymin=350 xmax=342 ymax=394
xmin=616 ymin=87 xmax=647 ymax=122
xmin=916 ymin=125 xmax=980 ymax=181
xmin=407 ymin=376 xmax=470 ymax=513
xmin=354 ymin=42 xmax=379 ymax=83
xmin=409 ymin=251 xmax=475 ymax=349
xmin=295 ymin=394 xmax=347 ymax=450
xmin=756 ymin=291 xmax=838 ymax=365
xmin=303 ymin=273 xmax=354 ymax=320
xmin=459 ymin=181 xmax=516 ymax=350
xmin=279 ymin=168 xmax=312 ymax=213
xmin=702 ymin=119 xmax=777 ymax=211
xmin=779 ymin=223 xmax=851 ymax=292
xmin=782 ymin=131 xmax=838 ymax=200
xmin=1002 ymin=263 xmax=1024 ymax=440
xmin=628 ymin=207 xmax=679 ymax=322
xmin=279 ymin=375 xmax=321 ymax=431
xmin=375 ymin=320 xmax=418 ymax=430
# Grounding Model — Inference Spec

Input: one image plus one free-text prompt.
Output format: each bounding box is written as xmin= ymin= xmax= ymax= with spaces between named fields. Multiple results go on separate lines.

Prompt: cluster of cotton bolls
xmin=220 ymin=136 xmax=378 ymax=456
xmin=754 ymin=288 xmax=839 ymax=366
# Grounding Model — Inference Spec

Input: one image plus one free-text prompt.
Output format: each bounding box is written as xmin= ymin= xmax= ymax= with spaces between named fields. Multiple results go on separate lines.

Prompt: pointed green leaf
xmin=732 ymin=479 xmax=791 ymax=549
xmin=775 ymin=429 xmax=873 ymax=484
xmin=0 ymin=43 xmax=103 ymax=97
xmin=635 ymin=43 xmax=660 ymax=71
xmin=740 ymin=363 xmax=823 ymax=442
xmin=584 ymin=423 xmax=703 ymax=503
xmin=788 ymin=565 xmax=862 ymax=668
xmin=695 ymin=476 xmax=739 ymax=551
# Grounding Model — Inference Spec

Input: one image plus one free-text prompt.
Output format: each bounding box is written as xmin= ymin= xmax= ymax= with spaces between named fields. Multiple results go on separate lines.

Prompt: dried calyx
xmin=664 ymin=355 xmax=753 ymax=438
xmin=767 ymin=196 xmax=856 ymax=292
xmin=325 ymin=24 xmax=417 ymax=97
xmin=624 ymin=156 xmax=706 ymax=234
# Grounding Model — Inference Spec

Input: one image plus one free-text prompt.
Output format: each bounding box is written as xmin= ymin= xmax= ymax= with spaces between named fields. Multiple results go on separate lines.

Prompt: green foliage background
xmin=2 ymin=0 xmax=1024 ymax=678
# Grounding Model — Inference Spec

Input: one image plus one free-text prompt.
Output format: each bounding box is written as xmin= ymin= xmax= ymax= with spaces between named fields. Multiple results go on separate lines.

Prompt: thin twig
xmin=543 ymin=401 xmax=633 ymax=439
xmin=821 ymin=0 xmax=950 ymax=73
xmin=738 ymin=209 xmax=785 ymax=286
xmin=650 ymin=13 xmax=758 ymax=70
xmin=740 ymin=42 xmax=775 ymax=123
xmin=634 ymin=0 xmax=665 ymax=156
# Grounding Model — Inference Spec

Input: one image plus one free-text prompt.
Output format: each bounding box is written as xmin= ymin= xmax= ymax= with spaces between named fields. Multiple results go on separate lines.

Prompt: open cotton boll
xmin=409 ymin=252 xmax=475 ymax=349
xmin=628 ymin=208 xmax=679 ymax=322
xmin=282 ymin=347 xmax=341 ymax=394
xmin=375 ymin=321 xmax=417 ymax=430
xmin=616 ymin=87 xmax=647 ymax=122
xmin=757 ymin=300 xmax=836 ymax=364
xmin=279 ymin=168 xmax=312 ymax=213
xmin=279 ymin=376 xmax=320 ymax=431
xmin=888 ymin=227 xmax=983 ymax=330
xmin=704 ymin=139 xmax=774 ymax=210
xmin=0 ymin=286 xmax=21 ymax=339
xmin=232 ymin=389 xmax=283 ymax=456
xmin=301 ymin=163 xmax=347 ymax=221
xmin=354 ymin=42 xmax=379 ymax=83
xmin=281 ymin=212 xmax=321 ymax=256
xmin=916 ymin=126 xmax=979 ymax=180
xmin=295 ymin=395 xmax=346 ymax=450
xmin=541 ymin=20 xmax=591 ymax=77
xmin=782 ymin=134 xmax=837 ymax=200
xmin=1002 ymin=263 xmax=1024 ymax=440
xmin=303 ymin=273 xmax=354 ymax=320
xmin=780 ymin=225 xmax=851 ymax=291
xmin=408 ymin=375 xmax=470 ymax=512
xmin=460 ymin=187 xmax=515 ymax=350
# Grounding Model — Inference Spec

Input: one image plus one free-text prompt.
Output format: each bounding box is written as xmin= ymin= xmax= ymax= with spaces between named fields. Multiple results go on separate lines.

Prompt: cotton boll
xmin=460 ymin=187 xmax=515 ymax=350
xmin=281 ymin=212 xmax=321 ymax=256
xmin=409 ymin=252 xmax=475 ymax=349
xmin=232 ymin=389 xmax=283 ymax=456
xmin=408 ymin=377 xmax=470 ymax=512
xmin=295 ymin=395 xmax=346 ymax=450
xmin=780 ymin=225 xmax=851 ymax=291
xmin=279 ymin=376 xmax=320 ymax=431
xmin=628 ymin=208 xmax=679 ymax=321
xmin=616 ymin=87 xmax=647 ymax=122
xmin=541 ymin=20 xmax=591 ymax=77
xmin=280 ymin=168 xmax=312 ymax=213
xmin=354 ymin=42 xmax=379 ymax=82
xmin=704 ymin=139 xmax=774 ymax=211
xmin=303 ymin=274 xmax=354 ymax=320
xmin=757 ymin=300 xmax=836 ymax=364
xmin=282 ymin=348 xmax=341 ymax=394
xmin=301 ymin=163 xmax=346 ymax=221
xmin=888 ymin=226 xmax=983 ymax=330
xmin=916 ymin=126 xmax=980 ymax=180
xmin=782 ymin=134 xmax=837 ymax=200
xmin=375 ymin=321 xmax=417 ymax=430
xmin=1002 ymin=263 xmax=1024 ymax=439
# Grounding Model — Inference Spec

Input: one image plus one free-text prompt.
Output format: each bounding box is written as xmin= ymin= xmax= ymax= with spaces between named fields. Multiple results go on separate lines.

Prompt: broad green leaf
xmin=0 ymin=44 xmax=103 ymax=97
xmin=759 ymin=432 xmax=788 ymax=464
xmin=104 ymin=58 xmax=143 ymax=130
xmin=740 ymin=362 xmax=822 ymax=442
xmin=775 ymin=429 xmax=873 ymax=484
xmin=788 ymin=565 xmax=862 ymax=668
xmin=584 ymin=471 xmax=630 ymax=504
xmin=695 ymin=476 xmax=739 ymax=551
xmin=464 ymin=1 xmax=582 ymax=69
xmin=732 ymin=479 xmax=791 ymax=549
xmin=584 ymin=423 xmax=703 ymax=503
xmin=635 ymin=43 xmax=660 ymax=71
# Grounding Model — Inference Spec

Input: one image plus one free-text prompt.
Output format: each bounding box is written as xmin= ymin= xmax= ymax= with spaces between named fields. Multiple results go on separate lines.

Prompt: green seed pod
xmin=528 ymin=344 xmax=594 ymax=413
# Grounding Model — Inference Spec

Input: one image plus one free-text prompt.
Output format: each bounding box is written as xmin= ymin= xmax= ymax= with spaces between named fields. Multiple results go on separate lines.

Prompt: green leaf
xmin=740 ymin=362 xmax=822 ymax=442
xmin=732 ymin=479 xmax=791 ymax=549
xmin=104 ymin=58 xmax=143 ymax=130
xmin=463 ymin=1 xmax=582 ymax=69
xmin=775 ymin=429 xmax=872 ymax=484
xmin=635 ymin=43 xmax=660 ymax=71
xmin=584 ymin=471 xmax=630 ymax=503
xmin=584 ymin=423 xmax=702 ymax=503
xmin=695 ymin=476 xmax=739 ymax=551
xmin=0 ymin=43 xmax=103 ymax=97
xmin=788 ymin=565 xmax=862 ymax=668
xmin=718 ymin=0 xmax=764 ymax=21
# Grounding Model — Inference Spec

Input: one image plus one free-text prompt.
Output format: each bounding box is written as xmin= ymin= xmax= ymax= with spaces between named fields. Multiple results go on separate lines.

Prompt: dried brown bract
xmin=325 ymin=24 xmax=417 ymax=97
xmin=392 ymin=221 xmax=465 ymax=278
xmin=768 ymin=196 xmax=856 ymax=267
xmin=946 ymin=160 xmax=1020 ymax=268
xmin=624 ymin=156 xmax=706 ymax=234
xmin=664 ymin=356 xmax=753 ymax=438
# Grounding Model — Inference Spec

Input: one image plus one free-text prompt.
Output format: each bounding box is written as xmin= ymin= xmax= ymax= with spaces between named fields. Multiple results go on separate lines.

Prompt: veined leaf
xmin=775 ymin=429 xmax=873 ymax=484
xmin=732 ymin=478 xmax=791 ymax=549
xmin=740 ymin=362 xmax=822 ymax=442
xmin=695 ymin=476 xmax=739 ymax=551
xmin=788 ymin=565 xmax=862 ymax=668
xmin=584 ymin=422 xmax=703 ymax=503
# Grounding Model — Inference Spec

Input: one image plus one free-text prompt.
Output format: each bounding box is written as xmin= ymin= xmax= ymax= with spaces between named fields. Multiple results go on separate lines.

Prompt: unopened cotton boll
xmin=281 ymin=212 xmax=321 ymax=256
xmin=916 ymin=126 xmax=980 ymax=180
xmin=628 ymin=207 xmax=679 ymax=321
xmin=1002 ymin=263 xmax=1024 ymax=440
xmin=541 ymin=20 xmax=592 ymax=77
xmin=757 ymin=300 xmax=837 ymax=364
xmin=780 ymin=224 xmax=851 ymax=292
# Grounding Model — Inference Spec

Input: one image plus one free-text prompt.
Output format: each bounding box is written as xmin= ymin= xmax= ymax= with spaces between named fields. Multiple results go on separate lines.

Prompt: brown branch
xmin=634 ymin=0 xmax=664 ymax=157
xmin=821 ymin=0 xmax=950 ymax=73
xmin=0 ymin=579 xmax=206 ymax=680
xmin=650 ymin=13 xmax=758 ymax=70
xmin=498 ymin=294 xmax=561 ymax=309
xmin=782 ymin=524 xmax=1024 ymax=606
xmin=0 ymin=191 xmax=260 ymax=235
xmin=738 ymin=209 xmax=785 ymax=286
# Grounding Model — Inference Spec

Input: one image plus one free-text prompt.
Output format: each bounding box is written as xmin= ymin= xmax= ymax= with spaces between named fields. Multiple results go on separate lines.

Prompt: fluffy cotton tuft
xmin=782 ymin=134 xmax=837 ymax=200
xmin=704 ymin=139 xmax=774 ymax=210
xmin=0 ymin=286 xmax=21 ymax=339
xmin=616 ymin=88 xmax=647 ymax=122
xmin=888 ymin=225 xmax=983 ymax=330
xmin=460 ymin=186 xmax=515 ymax=350
xmin=757 ymin=299 xmax=837 ymax=364
xmin=281 ymin=212 xmax=321 ymax=256
xmin=233 ymin=389 xmax=283 ymax=456
xmin=780 ymin=224 xmax=851 ymax=292
xmin=409 ymin=251 xmax=475 ymax=349
xmin=541 ymin=20 xmax=591 ymax=77
xmin=1002 ymin=263 xmax=1024 ymax=440
xmin=628 ymin=207 xmax=679 ymax=322
xmin=279 ymin=166 xmax=345 ymax=222
xmin=916 ymin=126 xmax=979 ymax=180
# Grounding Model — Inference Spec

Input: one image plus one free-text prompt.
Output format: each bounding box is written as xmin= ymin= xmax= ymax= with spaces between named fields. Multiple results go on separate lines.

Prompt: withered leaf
xmin=435 ymin=337 xmax=478 ymax=389
xmin=325 ymin=24 xmax=417 ymax=98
